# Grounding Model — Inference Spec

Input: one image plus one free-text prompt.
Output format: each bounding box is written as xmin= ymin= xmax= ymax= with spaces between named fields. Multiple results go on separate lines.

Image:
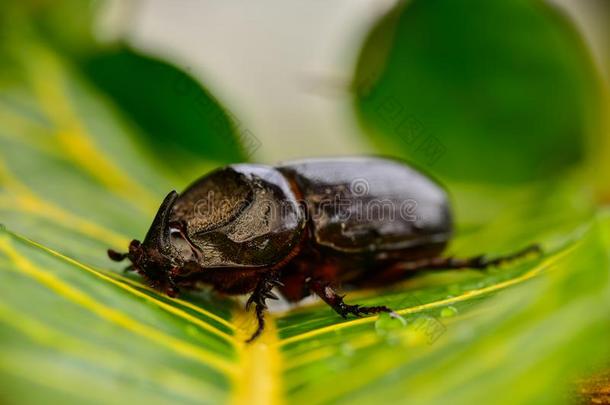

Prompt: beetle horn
xmin=143 ymin=190 xmax=179 ymax=253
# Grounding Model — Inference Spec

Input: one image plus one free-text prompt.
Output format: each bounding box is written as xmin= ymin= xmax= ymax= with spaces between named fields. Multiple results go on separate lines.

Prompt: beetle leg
xmin=245 ymin=273 xmax=281 ymax=343
xmin=166 ymin=272 xmax=180 ymax=298
xmin=395 ymin=244 xmax=542 ymax=272
xmin=167 ymin=265 xmax=202 ymax=290
xmin=309 ymin=279 xmax=394 ymax=318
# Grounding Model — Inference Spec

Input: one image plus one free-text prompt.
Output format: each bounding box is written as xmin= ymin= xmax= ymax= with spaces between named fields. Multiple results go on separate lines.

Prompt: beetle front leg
xmin=309 ymin=279 xmax=394 ymax=318
xmin=245 ymin=273 xmax=282 ymax=343
xmin=165 ymin=264 xmax=204 ymax=295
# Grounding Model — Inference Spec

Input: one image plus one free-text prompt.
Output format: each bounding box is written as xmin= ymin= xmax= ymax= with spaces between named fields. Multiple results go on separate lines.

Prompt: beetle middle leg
xmin=308 ymin=278 xmax=394 ymax=318
xmin=245 ymin=272 xmax=283 ymax=342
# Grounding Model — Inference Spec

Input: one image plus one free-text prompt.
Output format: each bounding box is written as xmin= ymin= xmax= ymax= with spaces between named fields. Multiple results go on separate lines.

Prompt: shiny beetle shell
xmin=164 ymin=156 xmax=453 ymax=269
xmin=278 ymin=157 xmax=452 ymax=255
xmin=169 ymin=165 xmax=305 ymax=268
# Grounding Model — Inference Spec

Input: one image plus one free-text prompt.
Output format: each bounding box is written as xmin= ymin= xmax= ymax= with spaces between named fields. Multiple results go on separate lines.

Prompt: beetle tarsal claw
xmin=271 ymin=279 xmax=285 ymax=287
xmin=263 ymin=291 xmax=279 ymax=300
xmin=245 ymin=296 xmax=255 ymax=311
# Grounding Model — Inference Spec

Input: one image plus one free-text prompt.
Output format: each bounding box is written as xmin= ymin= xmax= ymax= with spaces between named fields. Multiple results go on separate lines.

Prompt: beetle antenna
xmin=108 ymin=249 xmax=128 ymax=262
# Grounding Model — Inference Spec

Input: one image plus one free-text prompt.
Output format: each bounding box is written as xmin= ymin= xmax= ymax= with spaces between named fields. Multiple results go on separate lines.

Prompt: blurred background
xmin=4 ymin=0 xmax=607 ymax=186
xmin=97 ymin=0 xmax=610 ymax=180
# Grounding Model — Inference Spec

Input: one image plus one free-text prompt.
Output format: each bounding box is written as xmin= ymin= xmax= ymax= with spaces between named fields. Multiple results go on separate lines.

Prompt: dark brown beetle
xmin=108 ymin=156 xmax=539 ymax=341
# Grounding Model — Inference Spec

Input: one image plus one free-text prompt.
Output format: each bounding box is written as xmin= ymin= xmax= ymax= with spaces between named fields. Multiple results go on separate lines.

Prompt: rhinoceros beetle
xmin=108 ymin=156 xmax=540 ymax=341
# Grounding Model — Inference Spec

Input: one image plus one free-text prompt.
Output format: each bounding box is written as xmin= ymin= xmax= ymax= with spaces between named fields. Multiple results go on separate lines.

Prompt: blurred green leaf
xmin=81 ymin=47 xmax=250 ymax=176
xmin=0 ymin=0 xmax=100 ymax=57
xmin=2 ymin=0 xmax=249 ymax=179
xmin=0 ymin=26 xmax=249 ymax=403
xmin=353 ymin=0 xmax=603 ymax=184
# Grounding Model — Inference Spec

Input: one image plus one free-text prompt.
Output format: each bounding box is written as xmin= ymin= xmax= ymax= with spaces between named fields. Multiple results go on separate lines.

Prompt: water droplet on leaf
xmin=440 ymin=306 xmax=458 ymax=318
xmin=401 ymin=324 xmax=428 ymax=347
xmin=185 ymin=325 xmax=200 ymax=337
xmin=375 ymin=312 xmax=406 ymax=337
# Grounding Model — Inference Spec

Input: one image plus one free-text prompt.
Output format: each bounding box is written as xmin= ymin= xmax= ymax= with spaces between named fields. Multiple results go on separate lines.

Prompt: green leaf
xmin=353 ymin=0 xmax=603 ymax=184
xmin=81 ymin=47 xmax=253 ymax=176
xmin=1 ymin=5 xmax=609 ymax=405
xmin=0 ymin=0 xmax=100 ymax=57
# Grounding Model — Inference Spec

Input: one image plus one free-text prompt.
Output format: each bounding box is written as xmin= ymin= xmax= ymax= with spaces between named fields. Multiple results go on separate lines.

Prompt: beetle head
xmin=109 ymin=191 xmax=181 ymax=297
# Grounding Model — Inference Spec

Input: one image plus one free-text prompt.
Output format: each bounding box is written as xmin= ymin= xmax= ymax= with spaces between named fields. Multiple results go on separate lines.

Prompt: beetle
xmin=108 ymin=156 xmax=540 ymax=342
